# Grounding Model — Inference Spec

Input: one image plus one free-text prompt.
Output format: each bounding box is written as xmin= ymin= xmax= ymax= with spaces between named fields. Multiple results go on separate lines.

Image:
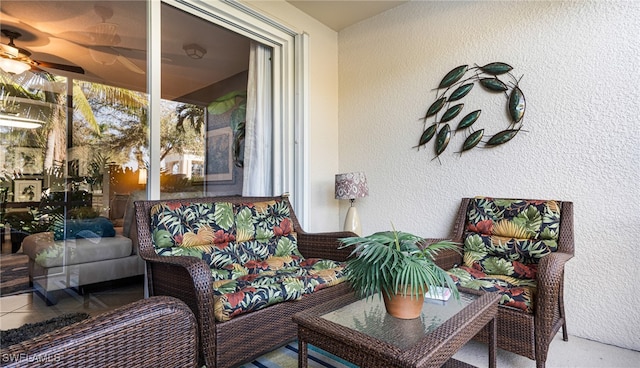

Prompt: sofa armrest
xmin=1 ymin=296 xmax=198 ymax=368
xmin=20 ymin=232 xmax=54 ymax=260
xmin=139 ymin=251 xmax=218 ymax=367
xmin=297 ymin=230 xmax=357 ymax=262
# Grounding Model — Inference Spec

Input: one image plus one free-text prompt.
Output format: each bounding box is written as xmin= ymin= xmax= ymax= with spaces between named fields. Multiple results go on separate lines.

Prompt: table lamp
xmin=335 ymin=172 xmax=369 ymax=235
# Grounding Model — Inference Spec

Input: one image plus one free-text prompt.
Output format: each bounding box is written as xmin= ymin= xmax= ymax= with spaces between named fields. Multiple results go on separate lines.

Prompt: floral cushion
xmin=213 ymin=258 xmax=345 ymax=321
xmin=148 ymin=198 xmax=346 ymax=321
xmin=448 ymin=197 xmax=562 ymax=313
xmin=462 ymin=197 xmax=561 ymax=278
xmin=150 ymin=201 xmax=235 ymax=251
xmin=448 ymin=266 xmax=537 ymax=313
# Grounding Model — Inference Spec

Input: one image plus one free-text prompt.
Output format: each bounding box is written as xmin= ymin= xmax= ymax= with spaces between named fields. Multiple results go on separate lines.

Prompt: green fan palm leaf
xmin=340 ymin=230 xmax=460 ymax=300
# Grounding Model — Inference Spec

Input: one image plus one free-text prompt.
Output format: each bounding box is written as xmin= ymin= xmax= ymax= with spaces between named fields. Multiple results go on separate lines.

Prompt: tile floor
xmin=0 ymin=279 xmax=144 ymax=330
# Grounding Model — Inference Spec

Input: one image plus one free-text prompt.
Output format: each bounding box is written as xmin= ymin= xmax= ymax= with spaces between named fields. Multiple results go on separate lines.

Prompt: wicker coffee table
xmin=293 ymin=290 xmax=500 ymax=368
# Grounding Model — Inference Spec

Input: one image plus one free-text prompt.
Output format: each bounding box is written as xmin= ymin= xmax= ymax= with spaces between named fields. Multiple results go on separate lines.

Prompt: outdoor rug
xmin=0 ymin=312 xmax=90 ymax=348
xmin=239 ymin=341 xmax=357 ymax=368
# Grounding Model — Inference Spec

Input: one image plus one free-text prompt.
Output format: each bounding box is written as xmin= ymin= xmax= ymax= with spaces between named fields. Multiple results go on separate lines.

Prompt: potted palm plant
xmin=339 ymin=230 xmax=459 ymax=319
xmin=5 ymin=209 xmax=49 ymax=253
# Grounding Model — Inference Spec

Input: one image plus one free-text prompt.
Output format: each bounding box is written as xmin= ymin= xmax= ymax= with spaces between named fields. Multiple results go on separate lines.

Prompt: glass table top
xmin=321 ymin=292 xmax=479 ymax=350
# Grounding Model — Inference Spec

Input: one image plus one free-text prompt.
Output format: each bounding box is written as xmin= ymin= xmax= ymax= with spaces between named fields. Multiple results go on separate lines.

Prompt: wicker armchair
xmin=1 ymin=296 xmax=198 ymax=367
xmin=433 ymin=197 xmax=574 ymax=368
xmin=134 ymin=195 xmax=355 ymax=368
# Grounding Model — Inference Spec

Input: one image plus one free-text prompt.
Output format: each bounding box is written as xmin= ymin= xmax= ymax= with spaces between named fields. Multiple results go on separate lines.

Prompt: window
xmin=0 ymin=0 xmax=303 ymax=250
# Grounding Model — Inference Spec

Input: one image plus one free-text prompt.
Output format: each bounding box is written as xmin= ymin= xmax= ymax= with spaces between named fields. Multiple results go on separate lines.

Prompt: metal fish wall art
xmin=416 ymin=62 xmax=526 ymax=162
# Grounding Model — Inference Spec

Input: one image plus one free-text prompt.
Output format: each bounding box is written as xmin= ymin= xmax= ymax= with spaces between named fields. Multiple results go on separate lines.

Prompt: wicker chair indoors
xmin=433 ymin=197 xmax=574 ymax=368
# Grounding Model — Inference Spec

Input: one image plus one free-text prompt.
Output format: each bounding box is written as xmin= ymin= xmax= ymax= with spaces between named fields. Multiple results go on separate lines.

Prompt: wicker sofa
xmin=134 ymin=194 xmax=356 ymax=368
xmin=433 ymin=197 xmax=574 ymax=368
xmin=1 ymin=296 xmax=198 ymax=367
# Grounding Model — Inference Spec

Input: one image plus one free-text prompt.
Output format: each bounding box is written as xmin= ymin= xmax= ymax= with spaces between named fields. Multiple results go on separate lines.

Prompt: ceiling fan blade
xmin=1 ymin=28 xmax=85 ymax=75
xmin=116 ymin=55 xmax=144 ymax=74
xmin=35 ymin=60 xmax=85 ymax=74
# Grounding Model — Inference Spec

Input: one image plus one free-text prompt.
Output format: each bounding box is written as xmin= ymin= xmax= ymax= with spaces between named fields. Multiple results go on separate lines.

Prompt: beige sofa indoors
xmin=21 ymin=225 xmax=144 ymax=306
xmin=22 ymin=196 xmax=149 ymax=305
xmin=21 ymin=192 xmax=143 ymax=305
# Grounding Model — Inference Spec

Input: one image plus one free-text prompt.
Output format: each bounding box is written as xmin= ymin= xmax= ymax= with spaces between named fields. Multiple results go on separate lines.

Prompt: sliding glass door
xmin=155 ymin=0 xmax=304 ymax=217
xmin=158 ymin=2 xmax=253 ymax=199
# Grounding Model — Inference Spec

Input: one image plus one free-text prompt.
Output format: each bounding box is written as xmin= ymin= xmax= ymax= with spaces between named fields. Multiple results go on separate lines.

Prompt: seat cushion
xmin=22 ymin=232 xmax=133 ymax=268
xmin=122 ymin=189 xmax=207 ymax=239
xmin=149 ymin=201 xmax=235 ymax=251
xmin=149 ymin=199 xmax=303 ymax=283
xmin=148 ymin=198 xmax=347 ymax=321
xmin=157 ymin=235 xmax=304 ymax=283
xmin=448 ymin=265 xmax=537 ymax=313
xmin=213 ymin=258 xmax=345 ymax=321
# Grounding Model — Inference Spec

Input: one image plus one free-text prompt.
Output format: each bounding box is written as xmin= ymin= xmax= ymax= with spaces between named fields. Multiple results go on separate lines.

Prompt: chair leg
xmin=559 ymin=277 xmax=569 ymax=341
xmin=536 ymin=280 xmax=568 ymax=367
xmin=535 ymin=339 xmax=549 ymax=368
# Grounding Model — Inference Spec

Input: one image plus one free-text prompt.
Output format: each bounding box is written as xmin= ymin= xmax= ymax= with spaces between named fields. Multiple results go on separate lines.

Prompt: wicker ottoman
xmin=0 ymin=253 xmax=30 ymax=295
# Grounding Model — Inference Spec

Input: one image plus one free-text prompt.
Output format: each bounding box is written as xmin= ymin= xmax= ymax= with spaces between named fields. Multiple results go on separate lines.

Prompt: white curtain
xmin=243 ymin=41 xmax=273 ymax=196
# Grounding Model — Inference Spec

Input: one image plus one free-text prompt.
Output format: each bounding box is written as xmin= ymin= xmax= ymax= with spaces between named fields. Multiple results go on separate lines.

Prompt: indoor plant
xmin=339 ymin=230 xmax=460 ymax=319
xmin=4 ymin=209 xmax=50 ymax=253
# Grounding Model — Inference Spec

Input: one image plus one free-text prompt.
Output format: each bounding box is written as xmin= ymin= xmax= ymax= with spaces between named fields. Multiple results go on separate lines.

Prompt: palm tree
xmin=2 ymin=70 xmax=204 ymax=185
xmin=1 ymin=71 xmax=147 ymax=173
xmin=176 ymin=103 xmax=205 ymax=133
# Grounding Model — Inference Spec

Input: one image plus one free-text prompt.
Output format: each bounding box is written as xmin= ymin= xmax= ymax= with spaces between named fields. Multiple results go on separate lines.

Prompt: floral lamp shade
xmin=335 ymin=172 xmax=368 ymax=236
xmin=335 ymin=172 xmax=369 ymax=200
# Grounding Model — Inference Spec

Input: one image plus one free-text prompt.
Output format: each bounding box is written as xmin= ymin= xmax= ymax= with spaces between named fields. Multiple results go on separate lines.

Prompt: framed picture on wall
xmin=13 ymin=147 xmax=43 ymax=175
xmin=205 ymin=127 xmax=233 ymax=182
xmin=14 ymin=179 xmax=42 ymax=202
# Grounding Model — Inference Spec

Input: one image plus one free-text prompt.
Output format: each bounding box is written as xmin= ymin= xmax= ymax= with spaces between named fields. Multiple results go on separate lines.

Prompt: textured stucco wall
xmin=338 ymin=1 xmax=640 ymax=350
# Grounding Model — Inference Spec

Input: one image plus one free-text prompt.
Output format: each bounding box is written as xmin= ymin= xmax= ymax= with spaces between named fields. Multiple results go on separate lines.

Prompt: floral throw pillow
xmin=149 ymin=201 xmax=235 ymax=255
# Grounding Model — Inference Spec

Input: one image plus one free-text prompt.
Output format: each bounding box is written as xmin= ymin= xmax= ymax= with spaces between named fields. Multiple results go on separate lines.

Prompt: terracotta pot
xmin=382 ymin=288 xmax=425 ymax=319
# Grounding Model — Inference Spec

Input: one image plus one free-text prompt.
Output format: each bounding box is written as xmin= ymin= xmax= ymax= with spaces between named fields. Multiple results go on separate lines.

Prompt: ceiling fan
xmin=0 ymin=29 xmax=85 ymax=75
xmin=80 ymin=5 xmax=145 ymax=74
